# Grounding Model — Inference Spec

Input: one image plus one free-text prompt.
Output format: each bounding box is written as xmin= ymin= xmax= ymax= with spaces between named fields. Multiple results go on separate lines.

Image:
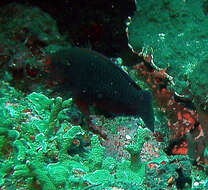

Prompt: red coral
xmin=133 ymin=55 xmax=207 ymax=161
xmin=134 ymin=60 xmax=199 ymax=138
xmin=172 ymin=141 xmax=188 ymax=155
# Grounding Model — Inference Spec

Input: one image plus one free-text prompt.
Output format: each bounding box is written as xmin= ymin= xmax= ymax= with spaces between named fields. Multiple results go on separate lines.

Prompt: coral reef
xmin=0 ymin=1 xmax=208 ymax=189
xmin=0 ymin=82 xmax=153 ymax=189
xmin=128 ymin=0 xmax=208 ymax=166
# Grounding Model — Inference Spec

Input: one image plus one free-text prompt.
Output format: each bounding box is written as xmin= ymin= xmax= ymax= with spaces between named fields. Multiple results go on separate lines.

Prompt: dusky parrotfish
xmin=47 ymin=47 xmax=154 ymax=132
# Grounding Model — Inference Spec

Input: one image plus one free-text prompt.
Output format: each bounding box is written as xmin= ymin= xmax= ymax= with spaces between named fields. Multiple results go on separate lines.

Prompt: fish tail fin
xmin=141 ymin=90 xmax=155 ymax=132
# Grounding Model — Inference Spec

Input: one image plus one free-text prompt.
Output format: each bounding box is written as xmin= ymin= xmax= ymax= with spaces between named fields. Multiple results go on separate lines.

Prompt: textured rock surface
xmin=128 ymin=0 xmax=208 ymax=96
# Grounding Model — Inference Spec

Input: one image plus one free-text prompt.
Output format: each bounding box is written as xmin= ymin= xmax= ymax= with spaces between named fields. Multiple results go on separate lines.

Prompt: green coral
xmin=0 ymin=161 xmax=14 ymax=186
xmin=110 ymin=128 xmax=149 ymax=186
xmin=13 ymin=140 xmax=28 ymax=163
xmin=83 ymin=170 xmax=114 ymax=185
xmin=125 ymin=127 xmax=149 ymax=170
xmin=0 ymin=136 xmax=6 ymax=155
xmin=14 ymin=161 xmax=57 ymax=190
xmin=116 ymin=164 xmax=144 ymax=186
xmin=27 ymin=92 xmax=53 ymax=117
xmin=85 ymin=135 xmax=105 ymax=171
xmin=102 ymin=157 xmax=117 ymax=172
xmin=58 ymin=125 xmax=85 ymax=161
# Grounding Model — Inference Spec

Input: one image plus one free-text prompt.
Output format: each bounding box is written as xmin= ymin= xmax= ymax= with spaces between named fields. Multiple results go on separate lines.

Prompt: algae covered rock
xmin=128 ymin=0 xmax=208 ymax=95
xmin=83 ymin=169 xmax=114 ymax=185
xmin=188 ymin=59 xmax=208 ymax=111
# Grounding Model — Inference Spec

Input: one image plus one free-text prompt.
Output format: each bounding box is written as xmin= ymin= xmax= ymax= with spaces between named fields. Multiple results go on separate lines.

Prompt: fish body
xmin=48 ymin=47 xmax=154 ymax=132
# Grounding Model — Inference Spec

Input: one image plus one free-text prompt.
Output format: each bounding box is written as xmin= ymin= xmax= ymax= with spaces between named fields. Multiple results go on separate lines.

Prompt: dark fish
xmin=48 ymin=47 xmax=154 ymax=132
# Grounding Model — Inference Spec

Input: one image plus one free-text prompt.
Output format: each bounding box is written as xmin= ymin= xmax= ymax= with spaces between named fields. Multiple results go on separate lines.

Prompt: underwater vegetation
xmin=0 ymin=1 xmax=208 ymax=190
xmin=0 ymin=81 xmax=153 ymax=189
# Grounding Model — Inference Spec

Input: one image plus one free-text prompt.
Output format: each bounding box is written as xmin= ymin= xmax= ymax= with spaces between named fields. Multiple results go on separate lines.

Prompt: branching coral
xmin=125 ymin=127 xmax=149 ymax=171
xmin=0 ymin=86 xmax=151 ymax=189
